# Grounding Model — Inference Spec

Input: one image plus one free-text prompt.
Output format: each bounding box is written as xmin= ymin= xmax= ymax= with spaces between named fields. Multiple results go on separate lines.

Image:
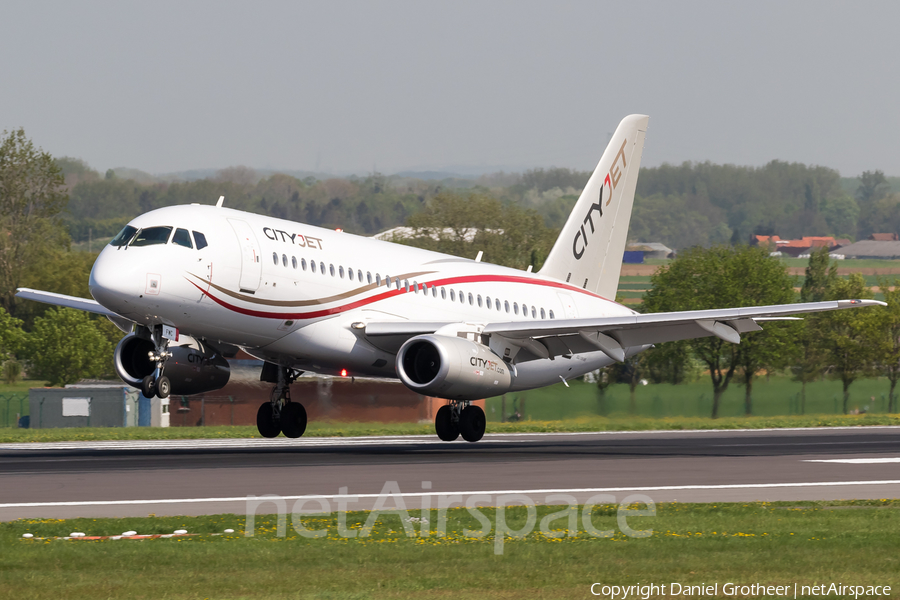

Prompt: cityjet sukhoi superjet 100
xmin=17 ymin=115 xmax=883 ymax=442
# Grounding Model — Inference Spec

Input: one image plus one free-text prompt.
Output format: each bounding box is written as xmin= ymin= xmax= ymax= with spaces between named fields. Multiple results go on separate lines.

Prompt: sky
xmin=2 ymin=1 xmax=899 ymax=177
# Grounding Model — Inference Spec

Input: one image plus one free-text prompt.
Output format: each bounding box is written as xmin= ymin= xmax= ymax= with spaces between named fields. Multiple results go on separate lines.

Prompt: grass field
xmin=486 ymin=377 xmax=899 ymax=421
xmin=3 ymin=500 xmax=898 ymax=599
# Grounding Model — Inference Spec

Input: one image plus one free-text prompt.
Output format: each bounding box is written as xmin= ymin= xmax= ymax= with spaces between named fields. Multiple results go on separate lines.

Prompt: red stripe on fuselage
xmin=188 ymin=273 xmax=616 ymax=320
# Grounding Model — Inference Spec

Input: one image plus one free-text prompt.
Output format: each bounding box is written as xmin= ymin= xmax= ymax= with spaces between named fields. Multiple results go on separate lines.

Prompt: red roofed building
xmin=870 ymin=233 xmax=899 ymax=241
xmin=751 ymin=235 xmax=844 ymax=257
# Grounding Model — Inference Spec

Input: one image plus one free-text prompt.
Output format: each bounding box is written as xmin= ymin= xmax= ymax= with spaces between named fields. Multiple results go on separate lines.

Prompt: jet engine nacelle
xmin=114 ymin=333 xmax=230 ymax=396
xmin=396 ymin=334 xmax=513 ymax=400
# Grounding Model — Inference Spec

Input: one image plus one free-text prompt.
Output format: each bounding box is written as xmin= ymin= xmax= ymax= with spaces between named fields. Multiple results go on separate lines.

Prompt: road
xmin=1 ymin=427 xmax=898 ymax=520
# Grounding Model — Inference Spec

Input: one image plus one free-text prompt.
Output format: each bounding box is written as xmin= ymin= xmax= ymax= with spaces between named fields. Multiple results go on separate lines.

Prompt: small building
xmin=27 ymin=384 xmax=169 ymax=429
xmin=625 ymin=242 xmax=673 ymax=261
xmin=831 ymin=240 xmax=900 ymax=259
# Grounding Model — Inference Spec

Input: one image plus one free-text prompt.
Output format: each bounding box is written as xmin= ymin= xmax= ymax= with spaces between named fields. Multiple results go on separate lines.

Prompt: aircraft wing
xmin=364 ymin=299 xmax=884 ymax=361
xmin=482 ymin=299 xmax=885 ymax=361
xmin=15 ymin=288 xmax=135 ymax=332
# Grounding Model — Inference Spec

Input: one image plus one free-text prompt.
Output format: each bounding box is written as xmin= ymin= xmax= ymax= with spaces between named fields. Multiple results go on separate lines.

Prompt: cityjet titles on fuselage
xmin=262 ymin=227 xmax=325 ymax=250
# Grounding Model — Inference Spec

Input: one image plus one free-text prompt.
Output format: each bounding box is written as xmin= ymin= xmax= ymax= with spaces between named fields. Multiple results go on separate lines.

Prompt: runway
xmin=1 ymin=426 xmax=899 ymax=520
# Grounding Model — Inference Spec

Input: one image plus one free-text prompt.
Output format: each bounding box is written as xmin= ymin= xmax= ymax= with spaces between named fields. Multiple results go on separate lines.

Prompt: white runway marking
xmin=2 ymin=480 xmax=900 ymax=509
xmin=1 ymin=425 xmax=898 ymax=452
xmin=804 ymin=457 xmax=900 ymax=464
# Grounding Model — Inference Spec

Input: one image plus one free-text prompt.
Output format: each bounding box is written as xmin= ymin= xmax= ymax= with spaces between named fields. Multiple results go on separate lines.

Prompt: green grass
xmin=487 ymin=377 xmax=900 ymax=421
xmin=1 ymin=414 xmax=898 ymax=444
xmin=3 ymin=501 xmax=899 ymax=599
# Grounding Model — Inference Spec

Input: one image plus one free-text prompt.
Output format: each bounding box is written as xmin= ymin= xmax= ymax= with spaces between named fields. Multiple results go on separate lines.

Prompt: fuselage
xmin=90 ymin=204 xmax=637 ymax=391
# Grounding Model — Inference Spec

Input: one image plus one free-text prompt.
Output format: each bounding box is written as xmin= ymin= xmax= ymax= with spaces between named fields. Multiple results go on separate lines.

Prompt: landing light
xmin=340 ymin=369 xmax=348 ymax=377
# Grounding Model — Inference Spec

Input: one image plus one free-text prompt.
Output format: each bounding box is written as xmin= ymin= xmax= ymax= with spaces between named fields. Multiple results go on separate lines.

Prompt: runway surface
xmin=1 ymin=426 xmax=899 ymax=520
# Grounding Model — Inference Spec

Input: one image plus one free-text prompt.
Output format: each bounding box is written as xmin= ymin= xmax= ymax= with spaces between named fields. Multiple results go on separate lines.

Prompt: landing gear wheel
xmin=435 ymin=405 xmax=459 ymax=441
xmin=156 ymin=376 xmax=171 ymax=399
xmin=141 ymin=375 xmax=156 ymax=398
xmin=256 ymin=402 xmax=281 ymax=438
xmin=281 ymin=402 xmax=307 ymax=439
xmin=459 ymin=405 xmax=486 ymax=442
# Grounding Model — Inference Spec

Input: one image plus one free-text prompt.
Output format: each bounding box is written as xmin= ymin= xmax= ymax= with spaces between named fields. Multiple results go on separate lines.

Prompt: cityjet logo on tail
xmin=572 ymin=138 xmax=628 ymax=260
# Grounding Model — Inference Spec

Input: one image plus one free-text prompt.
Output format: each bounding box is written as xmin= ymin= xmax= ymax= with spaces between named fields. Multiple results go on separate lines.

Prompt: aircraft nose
xmin=89 ymin=247 xmax=135 ymax=310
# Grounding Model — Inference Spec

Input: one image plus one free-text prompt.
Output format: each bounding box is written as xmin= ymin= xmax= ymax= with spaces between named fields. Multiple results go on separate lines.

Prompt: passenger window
xmin=320 ymin=262 xmax=325 ymax=275
xmin=468 ymin=293 xmax=473 ymax=305
xmin=110 ymin=225 xmax=137 ymax=247
xmin=348 ymin=268 xmax=354 ymax=281
xmin=172 ymin=228 xmax=193 ymax=249
xmin=292 ymin=256 xmax=298 ymax=269
xmin=404 ymin=279 xmax=410 ymax=292
xmin=376 ymin=274 xmax=382 ymax=286
xmin=302 ymin=258 xmax=307 ymax=271
xmin=339 ymin=266 xmax=345 ymax=278
xmin=441 ymin=288 xmax=447 ymax=300
xmin=311 ymin=261 xmax=316 ymax=273
xmin=431 ymin=286 xmax=437 ymax=298
xmin=412 ymin=280 xmax=418 ymax=294
xmin=357 ymin=269 xmax=363 ymax=282
xmin=367 ymin=272 xmax=373 ymax=284
xmin=504 ymin=300 xmax=510 ymax=313
xmin=272 ymin=252 xmax=278 ymax=265
xmin=477 ymin=295 xmax=483 ymax=307
xmin=193 ymin=231 xmax=208 ymax=250
xmin=130 ymin=226 xmax=173 ymax=247
xmin=450 ymin=289 xmax=456 ymax=302
xmin=396 ymin=278 xmax=402 ymax=290
xmin=549 ymin=310 xmax=555 ymax=319
xmin=540 ymin=308 xmax=546 ymax=319
xmin=531 ymin=307 xmax=536 ymax=318
xmin=513 ymin=302 xmax=519 ymax=315
xmin=282 ymin=254 xmax=288 ymax=267
xmin=458 ymin=290 xmax=464 ymax=303
xmin=486 ymin=297 xmax=492 ymax=309
xmin=330 ymin=264 xmax=335 ymax=277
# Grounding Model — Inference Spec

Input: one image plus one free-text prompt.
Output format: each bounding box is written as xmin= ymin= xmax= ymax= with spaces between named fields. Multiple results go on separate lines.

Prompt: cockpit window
xmin=172 ymin=228 xmax=193 ymax=249
xmin=110 ymin=225 xmax=138 ymax=247
xmin=130 ymin=226 xmax=173 ymax=247
xmin=193 ymin=231 xmax=208 ymax=250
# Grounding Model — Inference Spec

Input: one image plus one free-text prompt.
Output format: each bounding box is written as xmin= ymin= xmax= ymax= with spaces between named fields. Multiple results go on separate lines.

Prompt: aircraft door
xmin=228 ymin=218 xmax=262 ymax=293
xmin=556 ymin=292 xmax=578 ymax=319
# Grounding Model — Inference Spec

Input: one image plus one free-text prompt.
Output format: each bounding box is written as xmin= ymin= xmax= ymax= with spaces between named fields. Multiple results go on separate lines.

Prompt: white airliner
xmin=17 ymin=115 xmax=883 ymax=442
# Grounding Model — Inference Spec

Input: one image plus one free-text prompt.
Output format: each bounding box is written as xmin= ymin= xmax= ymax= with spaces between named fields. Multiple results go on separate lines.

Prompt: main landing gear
xmin=141 ymin=327 xmax=172 ymax=399
xmin=256 ymin=366 xmax=307 ymax=439
xmin=435 ymin=401 xmax=486 ymax=443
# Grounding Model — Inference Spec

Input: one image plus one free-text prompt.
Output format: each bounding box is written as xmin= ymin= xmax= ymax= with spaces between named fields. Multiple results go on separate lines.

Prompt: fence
xmin=1 ymin=393 xmax=29 ymax=428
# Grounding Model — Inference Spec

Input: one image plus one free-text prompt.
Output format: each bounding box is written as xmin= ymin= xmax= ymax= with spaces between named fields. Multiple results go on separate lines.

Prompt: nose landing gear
xmin=256 ymin=365 xmax=306 ymax=439
xmin=435 ymin=401 xmax=485 ymax=442
xmin=141 ymin=326 xmax=173 ymax=399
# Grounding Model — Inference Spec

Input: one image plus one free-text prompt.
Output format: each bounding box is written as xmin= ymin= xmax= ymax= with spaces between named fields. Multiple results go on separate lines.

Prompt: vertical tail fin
xmin=538 ymin=114 xmax=649 ymax=300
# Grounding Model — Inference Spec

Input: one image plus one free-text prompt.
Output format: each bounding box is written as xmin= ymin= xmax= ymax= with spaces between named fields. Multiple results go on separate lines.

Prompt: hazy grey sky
xmin=2 ymin=1 xmax=898 ymax=177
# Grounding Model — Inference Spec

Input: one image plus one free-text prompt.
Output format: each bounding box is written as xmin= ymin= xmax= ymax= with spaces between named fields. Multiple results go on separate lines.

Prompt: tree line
xmin=59 ymin=155 xmax=900 ymax=253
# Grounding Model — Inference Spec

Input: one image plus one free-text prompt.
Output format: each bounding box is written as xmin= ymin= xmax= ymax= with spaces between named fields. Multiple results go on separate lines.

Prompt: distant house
xmin=870 ymin=233 xmax=899 ymax=241
xmin=751 ymin=235 xmax=843 ymax=257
